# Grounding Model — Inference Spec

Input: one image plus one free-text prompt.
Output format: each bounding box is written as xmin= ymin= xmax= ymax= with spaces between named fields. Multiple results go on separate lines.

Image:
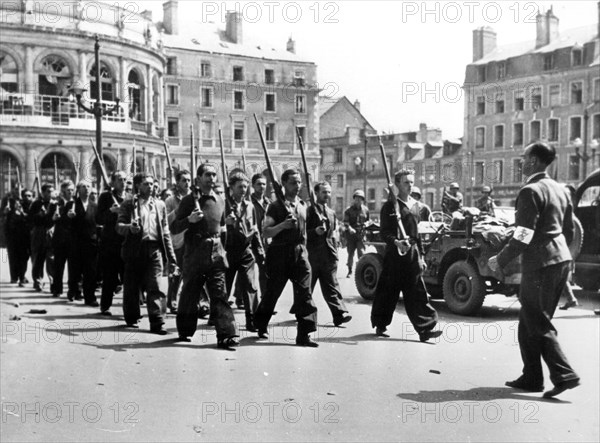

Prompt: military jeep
xmin=354 ymin=211 xmax=583 ymax=316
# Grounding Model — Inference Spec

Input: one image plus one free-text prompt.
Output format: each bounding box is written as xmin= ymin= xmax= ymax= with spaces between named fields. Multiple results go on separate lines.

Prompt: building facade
xmin=0 ymin=0 xmax=320 ymax=197
xmin=320 ymin=97 xmax=463 ymax=219
xmin=462 ymin=6 xmax=600 ymax=206
xmin=161 ymin=2 xmax=320 ymax=185
xmin=0 ymin=0 xmax=167 ymax=194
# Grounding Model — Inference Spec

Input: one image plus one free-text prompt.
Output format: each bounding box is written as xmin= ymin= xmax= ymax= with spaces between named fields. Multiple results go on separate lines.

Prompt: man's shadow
xmin=397 ymin=386 xmax=570 ymax=404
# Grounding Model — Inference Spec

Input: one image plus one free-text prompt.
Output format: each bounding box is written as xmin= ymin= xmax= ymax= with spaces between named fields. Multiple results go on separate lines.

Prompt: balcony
xmin=0 ymin=94 xmax=156 ymax=136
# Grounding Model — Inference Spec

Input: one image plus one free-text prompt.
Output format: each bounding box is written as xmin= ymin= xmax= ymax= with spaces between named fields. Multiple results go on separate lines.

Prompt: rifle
xmin=296 ymin=127 xmax=326 ymax=226
xmin=378 ymin=135 xmax=410 ymax=256
xmin=253 ymin=114 xmax=285 ymax=204
xmin=16 ymin=165 xmax=22 ymax=196
xmin=217 ymin=123 xmax=234 ymax=206
xmin=53 ymin=154 xmax=59 ymax=189
xmin=33 ymin=155 xmax=41 ymax=196
xmin=131 ymin=141 xmax=137 ymax=176
xmin=163 ymin=140 xmax=175 ymax=187
xmin=190 ymin=124 xmax=196 ymax=179
xmin=142 ymin=146 xmax=147 ymax=173
xmin=8 ymin=157 xmax=12 ymax=192
xmin=90 ymin=138 xmax=119 ymax=205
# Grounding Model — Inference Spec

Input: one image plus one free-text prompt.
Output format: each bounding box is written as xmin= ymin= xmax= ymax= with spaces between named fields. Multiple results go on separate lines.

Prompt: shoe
xmin=10 ymin=279 xmax=18 ymax=284
xmin=18 ymin=281 xmax=24 ymax=288
xmin=198 ymin=306 xmax=210 ymax=319
xmin=52 ymin=292 xmax=61 ymax=298
xmin=151 ymin=327 xmax=169 ymax=336
xmin=74 ymin=295 xmax=83 ymax=301
xmin=100 ymin=310 xmax=112 ymax=316
xmin=67 ymin=295 xmax=74 ymax=302
xmin=419 ymin=330 xmax=443 ymax=342
xmin=595 ymin=309 xmax=600 ymax=316
xmin=333 ymin=314 xmax=352 ymax=327
xmin=177 ymin=336 xmax=192 ymax=342
xmin=559 ymin=300 xmax=579 ymax=310
xmin=543 ymin=379 xmax=580 ymax=398
xmin=22 ymin=278 xmax=30 ymax=284
xmin=86 ymin=301 xmax=100 ymax=307
xmin=246 ymin=323 xmax=257 ymax=333
xmin=505 ymin=377 xmax=544 ymax=392
xmin=217 ymin=337 xmax=240 ymax=350
xmin=115 ymin=285 xmax=123 ymax=294
xmin=257 ymin=329 xmax=269 ymax=339
xmin=296 ymin=335 xmax=319 ymax=347
xmin=169 ymin=307 xmax=178 ymax=315
xmin=126 ymin=323 xmax=139 ymax=329
xmin=207 ymin=319 xmax=215 ymax=327
xmin=375 ymin=327 xmax=389 ymax=337
xmin=34 ymin=285 xmax=42 ymax=292
xmin=346 ymin=271 xmax=352 ymax=278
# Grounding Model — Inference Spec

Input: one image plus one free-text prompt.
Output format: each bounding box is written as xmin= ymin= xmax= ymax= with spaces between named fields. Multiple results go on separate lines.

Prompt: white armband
xmin=513 ymin=226 xmax=534 ymax=245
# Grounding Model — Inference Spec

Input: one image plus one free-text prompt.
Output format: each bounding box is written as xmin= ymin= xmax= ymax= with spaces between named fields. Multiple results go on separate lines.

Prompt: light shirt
xmin=139 ymin=197 xmax=159 ymax=241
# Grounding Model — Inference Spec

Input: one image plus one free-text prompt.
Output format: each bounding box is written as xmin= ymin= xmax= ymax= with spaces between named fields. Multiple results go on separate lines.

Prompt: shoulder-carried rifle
xmin=217 ymin=123 xmax=234 ymax=208
xmin=16 ymin=165 xmax=22 ymax=196
xmin=378 ymin=136 xmax=410 ymax=256
xmin=163 ymin=139 xmax=175 ymax=187
xmin=33 ymin=155 xmax=41 ymax=196
xmin=89 ymin=138 xmax=118 ymax=205
xmin=253 ymin=114 xmax=285 ymax=205
xmin=296 ymin=127 xmax=326 ymax=227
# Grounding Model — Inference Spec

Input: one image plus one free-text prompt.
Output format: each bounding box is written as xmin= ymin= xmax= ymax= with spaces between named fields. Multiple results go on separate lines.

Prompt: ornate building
xmin=0 ymin=0 xmax=167 ymax=194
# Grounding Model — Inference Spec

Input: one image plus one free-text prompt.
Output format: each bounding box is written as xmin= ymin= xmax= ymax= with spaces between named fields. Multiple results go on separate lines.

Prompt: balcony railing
xmin=0 ymin=94 xmax=159 ymax=136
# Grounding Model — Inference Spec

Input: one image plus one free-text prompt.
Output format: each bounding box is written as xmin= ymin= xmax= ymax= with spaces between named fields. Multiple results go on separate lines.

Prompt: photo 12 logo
xmin=200 ymin=401 xmax=339 ymax=424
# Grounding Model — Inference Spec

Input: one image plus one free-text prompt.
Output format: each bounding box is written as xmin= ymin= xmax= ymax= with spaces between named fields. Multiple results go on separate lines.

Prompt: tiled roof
xmin=318 ymin=96 xmax=339 ymax=117
xmin=426 ymin=141 xmax=444 ymax=148
xmin=163 ymin=23 xmax=313 ymax=63
xmin=471 ymin=24 xmax=597 ymax=65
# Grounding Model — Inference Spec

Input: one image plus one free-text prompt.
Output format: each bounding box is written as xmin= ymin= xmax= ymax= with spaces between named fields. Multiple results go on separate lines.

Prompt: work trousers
xmin=371 ymin=246 xmax=437 ymax=335
xmin=254 ymin=244 xmax=318 ymax=337
xmin=517 ymin=262 xmax=579 ymax=387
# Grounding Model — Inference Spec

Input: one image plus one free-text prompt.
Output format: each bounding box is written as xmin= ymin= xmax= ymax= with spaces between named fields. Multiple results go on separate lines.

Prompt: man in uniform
xmin=371 ymin=169 xmax=441 ymax=342
xmin=489 ymin=142 xmax=580 ymax=398
xmin=442 ymin=182 xmax=463 ymax=215
xmin=172 ymin=164 xmax=239 ymax=349
xmin=117 ymin=174 xmax=177 ymax=335
xmin=307 ymin=181 xmax=352 ymax=326
xmin=224 ymin=171 xmax=264 ymax=332
xmin=254 ymin=169 xmax=319 ymax=347
xmin=5 ymin=187 xmax=32 ymax=286
xmin=29 ymin=184 xmax=55 ymax=292
xmin=476 ymin=186 xmax=496 ymax=216
xmin=410 ymin=186 xmax=432 ymax=222
xmin=164 ymin=169 xmax=192 ymax=314
xmin=343 ymin=190 xmax=369 ymax=278
xmin=97 ymin=171 xmax=127 ymax=315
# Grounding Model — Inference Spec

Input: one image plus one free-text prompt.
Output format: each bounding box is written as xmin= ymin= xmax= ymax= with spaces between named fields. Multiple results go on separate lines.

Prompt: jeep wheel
xmin=443 ymin=260 xmax=486 ymax=315
xmin=568 ymin=216 xmax=584 ymax=261
xmin=355 ymin=253 xmax=383 ymax=301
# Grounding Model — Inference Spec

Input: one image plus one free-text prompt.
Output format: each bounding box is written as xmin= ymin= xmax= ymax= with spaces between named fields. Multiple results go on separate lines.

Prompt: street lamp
xmin=70 ymin=35 xmax=120 ymax=189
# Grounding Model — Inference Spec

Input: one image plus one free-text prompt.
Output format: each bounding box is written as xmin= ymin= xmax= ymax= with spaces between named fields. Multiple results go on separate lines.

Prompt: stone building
xmin=462 ymin=5 xmax=600 ymax=206
xmin=160 ymin=1 xmax=320 ymax=185
xmin=0 ymin=0 xmax=167 ymax=194
xmin=320 ymin=97 xmax=462 ymax=219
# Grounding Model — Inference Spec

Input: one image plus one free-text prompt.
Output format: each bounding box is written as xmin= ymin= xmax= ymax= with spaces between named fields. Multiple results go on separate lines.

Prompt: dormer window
xmin=572 ymin=48 xmax=582 ymax=67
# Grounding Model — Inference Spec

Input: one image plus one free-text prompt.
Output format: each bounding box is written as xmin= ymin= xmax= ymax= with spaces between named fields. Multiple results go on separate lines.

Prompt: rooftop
xmin=471 ymin=24 xmax=597 ymax=65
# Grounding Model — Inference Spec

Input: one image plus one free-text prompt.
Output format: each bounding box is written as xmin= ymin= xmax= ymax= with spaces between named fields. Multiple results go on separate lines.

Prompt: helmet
xmin=411 ymin=186 xmax=422 ymax=197
xmin=353 ymin=190 xmax=365 ymax=199
xmin=482 ymin=186 xmax=491 ymax=193
xmin=449 ymin=182 xmax=460 ymax=189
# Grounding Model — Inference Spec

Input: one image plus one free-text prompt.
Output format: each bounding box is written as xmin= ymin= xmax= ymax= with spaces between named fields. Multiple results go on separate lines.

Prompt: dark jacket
xmin=116 ymin=196 xmax=176 ymax=264
xmin=51 ymin=199 xmax=75 ymax=247
xmin=96 ymin=190 xmax=125 ymax=245
xmin=72 ymin=198 xmax=98 ymax=244
xmin=497 ymin=172 xmax=573 ymax=272
xmin=307 ymin=203 xmax=338 ymax=260
xmin=379 ymin=196 xmax=425 ymax=256
xmin=225 ymin=198 xmax=264 ymax=259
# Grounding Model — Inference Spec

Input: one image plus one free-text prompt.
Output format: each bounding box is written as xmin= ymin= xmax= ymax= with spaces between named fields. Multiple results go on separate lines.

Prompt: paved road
xmin=1 ymin=247 xmax=599 ymax=442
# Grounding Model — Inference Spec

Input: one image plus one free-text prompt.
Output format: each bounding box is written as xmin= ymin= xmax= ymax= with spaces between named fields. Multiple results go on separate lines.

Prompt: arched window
xmin=89 ymin=62 xmax=114 ymax=101
xmin=0 ymin=151 xmax=21 ymax=197
xmin=38 ymin=55 xmax=71 ymax=96
xmin=152 ymin=74 xmax=159 ymax=124
xmin=40 ymin=153 xmax=75 ymax=185
xmin=0 ymin=52 xmax=18 ymax=93
xmin=127 ymin=69 xmax=144 ymax=121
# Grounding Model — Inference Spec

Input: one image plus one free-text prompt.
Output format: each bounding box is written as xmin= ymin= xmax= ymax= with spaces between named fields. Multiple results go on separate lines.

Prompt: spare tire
xmin=355 ymin=253 xmax=383 ymax=301
xmin=569 ymin=215 xmax=583 ymax=261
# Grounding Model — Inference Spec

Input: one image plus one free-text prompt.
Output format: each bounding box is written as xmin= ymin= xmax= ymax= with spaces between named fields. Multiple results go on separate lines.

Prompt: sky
xmin=114 ymin=0 xmax=598 ymax=139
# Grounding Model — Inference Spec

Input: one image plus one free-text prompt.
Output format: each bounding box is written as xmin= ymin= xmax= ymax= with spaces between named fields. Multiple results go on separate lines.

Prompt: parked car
xmin=573 ymin=169 xmax=600 ymax=291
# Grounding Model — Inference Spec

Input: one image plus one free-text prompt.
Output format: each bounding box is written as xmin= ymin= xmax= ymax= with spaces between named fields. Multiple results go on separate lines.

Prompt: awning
xmin=407 ymin=143 xmax=424 ymax=150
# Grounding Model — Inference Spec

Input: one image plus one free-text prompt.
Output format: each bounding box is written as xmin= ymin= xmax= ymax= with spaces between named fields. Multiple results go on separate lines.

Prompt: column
xmin=146 ymin=65 xmax=153 ymax=130
xmin=24 ymin=46 xmax=34 ymax=94
xmin=78 ymin=51 xmax=87 ymax=90
xmin=119 ymin=56 xmax=127 ymax=114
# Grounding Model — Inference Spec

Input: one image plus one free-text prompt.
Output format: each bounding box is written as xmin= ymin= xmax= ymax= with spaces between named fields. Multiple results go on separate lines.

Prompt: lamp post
xmin=70 ymin=35 xmax=120 ymax=189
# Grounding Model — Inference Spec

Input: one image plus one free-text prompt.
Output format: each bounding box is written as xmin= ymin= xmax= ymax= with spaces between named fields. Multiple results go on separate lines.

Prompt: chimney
xmin=226 ymin=11 xmax=243 ymax=44
xmin=536 ymin=7 xmax=559 ymax=48
xmin=354 ymin=100 xmax=360 ymax=112
xmin=162 ymin=1 xmax=178 ymax=35
xmin=286 ymin=36 xmax=296 ymax=54
xmin=418 ymin=123 xmax=428 ymax=143
xmin=141 ymin=10 xmax=152 ymax=21
xmin=472 ymin=26 xmax=497 ymax=62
